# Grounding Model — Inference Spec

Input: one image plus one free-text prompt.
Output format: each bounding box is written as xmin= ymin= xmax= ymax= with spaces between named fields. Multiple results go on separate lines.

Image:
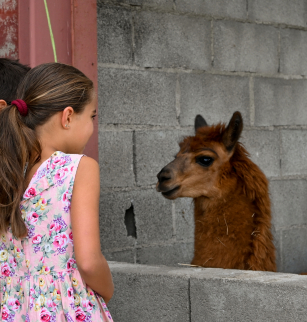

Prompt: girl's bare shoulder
xmin=74 ymin=156 xmax=100 ymax=185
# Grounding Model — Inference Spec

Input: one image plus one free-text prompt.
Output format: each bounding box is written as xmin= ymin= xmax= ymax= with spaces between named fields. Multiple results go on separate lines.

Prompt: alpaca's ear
xmin=194 ymin=115 xmax=208 ymax=132
xmin=222 ymin=111 xmax=243 ymax=152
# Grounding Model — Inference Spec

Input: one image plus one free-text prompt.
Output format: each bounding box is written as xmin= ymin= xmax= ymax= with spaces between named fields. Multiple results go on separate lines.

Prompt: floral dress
xmin=0 ymin=151 xmax=113 ymax=322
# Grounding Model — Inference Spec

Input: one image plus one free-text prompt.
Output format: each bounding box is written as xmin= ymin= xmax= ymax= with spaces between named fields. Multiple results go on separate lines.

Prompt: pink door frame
xmin=17 ymin=0 xmax=98 ymax=160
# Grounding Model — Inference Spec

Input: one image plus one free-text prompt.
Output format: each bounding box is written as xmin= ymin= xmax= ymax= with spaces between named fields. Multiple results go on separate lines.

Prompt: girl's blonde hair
xmin=0 ymin=62 xmax=94 ymax=238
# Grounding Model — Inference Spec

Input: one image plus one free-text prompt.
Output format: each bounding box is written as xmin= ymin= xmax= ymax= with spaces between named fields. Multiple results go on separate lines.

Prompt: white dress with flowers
xmin=0 ymin=151 xmax=113 ymax=322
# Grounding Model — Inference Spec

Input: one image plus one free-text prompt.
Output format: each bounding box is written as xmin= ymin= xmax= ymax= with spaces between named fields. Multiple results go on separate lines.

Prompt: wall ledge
xmin=108 ymin=261 xmax=307 ymax=322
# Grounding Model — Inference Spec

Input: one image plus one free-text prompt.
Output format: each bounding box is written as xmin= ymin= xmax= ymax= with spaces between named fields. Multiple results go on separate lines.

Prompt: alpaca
xmin=156 ymin=112 xmax=276 ymax=271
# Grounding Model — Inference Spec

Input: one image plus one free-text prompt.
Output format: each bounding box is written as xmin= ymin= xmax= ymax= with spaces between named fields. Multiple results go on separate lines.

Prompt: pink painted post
xmin=71 ymin=0 xmax=98 ymax=161
xmin=18 ymin=0 xmax=72 ymax=67
xmin=18 ymin=0 xmax=98 ymax=160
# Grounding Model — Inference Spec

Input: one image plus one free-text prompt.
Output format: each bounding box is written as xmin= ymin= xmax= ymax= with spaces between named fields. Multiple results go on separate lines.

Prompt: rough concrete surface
xmin=254 ymin=78 xmax=307 ymax=126
xmin=281 ymin=130 xmax=307 ymax=176
xmin=98 ymin=67 xmax=177 ymax=126
xmin=108 ymin=262 xmax=307 ymax=322
xmin=175 ymin=0 xmax=247 ymax=19
xmin=241 ymin=129 xmax=280 ymax=178
xmin=98 ymin=130 xmax=134 ymax=187
xmin=97 ymin=5 xmax=133 ymax=65
xmin=280 ymin=28 xmax=307 ymax=76
xmin=134 ymin=11 xmax=211 ymax=69
xmin=248 ymin=0 xmax=307 ymax=27
xmin=214 ymin=20 xmax=279 ymax=73
xmin=179 ymin=73 xmax=250 ymax=126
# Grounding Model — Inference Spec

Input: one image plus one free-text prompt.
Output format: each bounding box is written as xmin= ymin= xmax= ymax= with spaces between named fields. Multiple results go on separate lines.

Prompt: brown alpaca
xmin=156 ymin=112 xmax=276 ymax=271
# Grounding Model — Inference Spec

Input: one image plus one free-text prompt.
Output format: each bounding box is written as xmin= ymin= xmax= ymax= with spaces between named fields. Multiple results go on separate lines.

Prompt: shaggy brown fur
xmin=156 ymin=112 xmax=276 ymax=271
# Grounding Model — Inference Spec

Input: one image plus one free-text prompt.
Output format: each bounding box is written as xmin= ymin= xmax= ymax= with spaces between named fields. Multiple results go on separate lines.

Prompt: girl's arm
xmin=71 ymin=156 xmax=114 ymax=304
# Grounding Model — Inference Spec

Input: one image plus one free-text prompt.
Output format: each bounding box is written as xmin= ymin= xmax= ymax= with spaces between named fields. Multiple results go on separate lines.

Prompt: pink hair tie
xmin=11 ymin=99 xmax=28 ymax=116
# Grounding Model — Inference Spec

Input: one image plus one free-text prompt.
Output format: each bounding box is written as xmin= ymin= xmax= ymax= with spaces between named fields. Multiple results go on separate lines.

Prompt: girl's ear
xmin=61 ymin=106 xmax=74 ymax=129
xmin=0 ymin=100 xmax=7 ymax=110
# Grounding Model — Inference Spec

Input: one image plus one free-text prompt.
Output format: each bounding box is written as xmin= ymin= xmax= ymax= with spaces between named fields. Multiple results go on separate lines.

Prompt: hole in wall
xmin=125 ymin=203 xmax=137 ymax=239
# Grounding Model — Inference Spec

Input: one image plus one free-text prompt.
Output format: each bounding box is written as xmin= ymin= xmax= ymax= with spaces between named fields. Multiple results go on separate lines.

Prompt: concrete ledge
xmin=108 ymin=262 xmax=307 ymax=322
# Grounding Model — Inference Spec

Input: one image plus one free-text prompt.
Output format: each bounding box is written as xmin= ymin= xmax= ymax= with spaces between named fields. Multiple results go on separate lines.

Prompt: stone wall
xmin=97 ymin=0 xmax=307 ymax=273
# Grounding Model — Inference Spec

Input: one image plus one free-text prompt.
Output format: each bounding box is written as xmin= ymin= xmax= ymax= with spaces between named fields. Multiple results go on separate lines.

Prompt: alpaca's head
xmin=156 ymin=112 xmax=243 ymax=200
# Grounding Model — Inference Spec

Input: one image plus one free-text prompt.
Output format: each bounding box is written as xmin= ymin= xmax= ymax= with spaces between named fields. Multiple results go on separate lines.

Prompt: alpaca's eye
xmin=196 ymin=156 xmax=214 ymax=167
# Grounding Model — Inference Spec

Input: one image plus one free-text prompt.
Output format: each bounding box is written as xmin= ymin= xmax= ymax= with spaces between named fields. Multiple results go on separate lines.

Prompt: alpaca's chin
xmin=161 ymin=186 xmax=180 ymax=199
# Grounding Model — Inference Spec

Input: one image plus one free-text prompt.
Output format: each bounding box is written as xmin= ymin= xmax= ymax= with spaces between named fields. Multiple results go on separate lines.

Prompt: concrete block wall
xmin=108 ymin=262 xmax=307 ymax=322
xmin=97 ymin=0 xmax=307 ymax=273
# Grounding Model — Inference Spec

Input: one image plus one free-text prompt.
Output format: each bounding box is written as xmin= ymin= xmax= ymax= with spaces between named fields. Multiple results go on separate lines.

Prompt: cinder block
xmin=99 ymin=191 xmax=135 ymax=250
xmin=97 ymin=5 xmax=133 ymax=65
xmin=248 ymin=0 xmax=307 ymax=27
xmin=136 ymin=242 xmax=194 ymax=266
xmin=272 ymin=228 xmax=282 ymax=272
xmin=104 ymin=249 xmax=135 ymax=264
xmin=280 ymin=29 xmax=307 ymax=76
xmin=98 ymin=67 xmax=177 ymax=125
xmin=134 ymin=11 xmax=211 ymax=69
xmin=214 ymin=20 xmax=279 ymax=73
xmin=101 ymin=0 xmax=174 ymax=10
xmin=174 ymin=198 xmax=194 ymax=241
xmin=179 ymin=74 xmax=250 ymax=126
xmin=270 ymin=180 xmax=307 ymax=230
xmin=101 ymin=189 xmax=174 ymax=252
xmin=176 ymin=0 xmax=247 ymax=19
xmin=135 ymin=129 xmax=193 ymax=186
xmin=281 ymin=130 xmax=307 ymax=175
xmin=108 ymin=263 xmax=190 ymax=322
xmin=131 ymin=189 xmax=174 ymax=245
xmin=190 ymin=269 xmax=307 ymax=321
xmin=281 ymin=226 xmax=307 ymax=273
xmin=98 ymin=130 xmax=134 ymax=187
xmin=240 ymin=129 xmax=280 ymax=178
xmin=254 ymin=78 xmax=307 ymax=126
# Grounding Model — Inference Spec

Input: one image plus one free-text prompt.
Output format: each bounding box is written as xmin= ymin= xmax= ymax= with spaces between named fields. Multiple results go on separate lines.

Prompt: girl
xmin=0 ymin=63 xmax=114 ymax=321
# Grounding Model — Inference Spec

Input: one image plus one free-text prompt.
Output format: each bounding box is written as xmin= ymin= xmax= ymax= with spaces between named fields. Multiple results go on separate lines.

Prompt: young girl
xmin=0 ymin=63 xmax=114 ymax=321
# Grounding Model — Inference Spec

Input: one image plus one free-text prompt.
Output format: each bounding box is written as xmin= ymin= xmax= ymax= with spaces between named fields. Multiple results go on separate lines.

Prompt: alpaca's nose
xmin=157 ymin=167 xmax=172 ymax=184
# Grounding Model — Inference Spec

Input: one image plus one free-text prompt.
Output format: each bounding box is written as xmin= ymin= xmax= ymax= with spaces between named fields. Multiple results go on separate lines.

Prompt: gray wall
xmin=97 ymin=0 xmax=307 ymax=273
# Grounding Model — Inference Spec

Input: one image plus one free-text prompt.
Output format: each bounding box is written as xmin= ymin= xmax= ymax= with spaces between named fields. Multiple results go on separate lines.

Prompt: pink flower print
xmin=49 ymin=222 xmax=62 ymax=236
xmin=69 ymin=232 xmax=73 ymax=242
xmin=66 ymin=258 xmax=76 ymax=271
xmin=54 ymin=168 xmax=68 ymax=181
xmin=2 ymin=305 xmax=9 ymax=320
xmin=26 ymin=212 xmax=39 ymax=225
xmin=51 ymin=157 xmax=67 ymax=169
xmin=53 ymin=233 xmax=69 ymax=248
xmin=70 ymin=166 xmax=74 ymax=172
xmin=8 ymin=298 xmax=20 ymax=311
xmin=1 ymin=262 xmax=11 ymax=276
xmin=75 ymin=307 xmax=86 ymax=321
xmin=8 ymin=256 xmax=17 ymax=269
xmin=46 ymin=298 xmax=56 ymax=308
xmin=40 ymin=307 xmax=51 ymax=321
xmin=30 ymin=287 xmax=35 ymax=296
xmin=24 ymin=187 xmax=36 ymax=198
xmin=67 ymin=287 xmax=74 ymax=302
xmin=62 ymin=191 xmax=71 ymax=203
xmin=82 ymin=299 xmax=93 ymax=312
xmin=32 ymin=235 xmax=42 ymax=244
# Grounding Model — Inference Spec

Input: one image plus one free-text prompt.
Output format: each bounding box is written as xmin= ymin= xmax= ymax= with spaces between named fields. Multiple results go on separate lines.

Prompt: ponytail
xmin=0 ymin=62 xmax=93 ymax=238
xmin=0 ymin=104 xmax=40 ymax=237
